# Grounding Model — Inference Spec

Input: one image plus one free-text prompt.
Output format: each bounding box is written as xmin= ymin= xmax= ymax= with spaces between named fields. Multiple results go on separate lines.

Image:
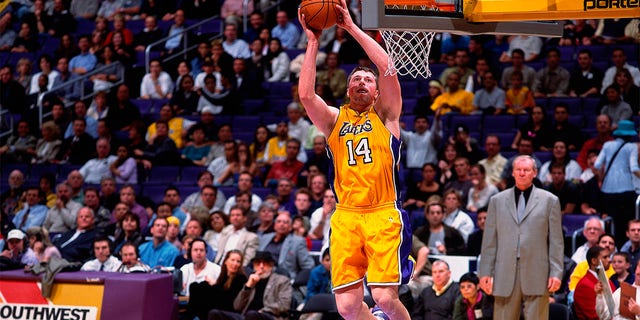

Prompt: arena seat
xmin=483 ymin=115 xmax=517 ymax=133
xmin=242 ymin=99 xmax=265 ymax=115
xmin=57 ymin=164 xmax=82 ymax=181
xmin=402 ymin=98 xmax=418 ymax=115
xmin=549 ymin=97 xmax=581 ymax=114
xmin=180 ymin=166 xmax=205 ymax=183
xmin=147 ymin=166 xmax=181 ymax=184
xmin=582 ymin=97 xmax=600 ymax=115
xmin=29 ymin=164 xmax=59 ymax=182
xmin=400 ymin=80 xmax=418 ymax=98
xmin=232 ymin=116 xmax=261 ymax=131
xmin=578 ymin=45 xmax=606 ymax=61
xmin=558 ymin=46 xmax=575 ymax=61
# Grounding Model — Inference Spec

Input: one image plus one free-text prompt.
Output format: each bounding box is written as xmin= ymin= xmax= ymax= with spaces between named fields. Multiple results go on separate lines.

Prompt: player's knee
xmin=335 ymin=296 xmax=363 ymax=318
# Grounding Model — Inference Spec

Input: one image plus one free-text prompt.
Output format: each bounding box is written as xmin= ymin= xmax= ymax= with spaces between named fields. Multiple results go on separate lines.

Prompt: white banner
xmin=0 ymin=303 xmax=98 ymax=320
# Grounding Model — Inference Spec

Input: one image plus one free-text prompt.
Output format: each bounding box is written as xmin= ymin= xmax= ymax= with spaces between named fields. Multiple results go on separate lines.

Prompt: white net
xmin=381 ymin=29 xmax=437 ymax=79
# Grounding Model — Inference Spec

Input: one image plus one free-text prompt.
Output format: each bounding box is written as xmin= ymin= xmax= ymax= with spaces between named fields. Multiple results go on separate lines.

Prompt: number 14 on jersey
xmin=346 ymin=137 xmax=373 ymax=166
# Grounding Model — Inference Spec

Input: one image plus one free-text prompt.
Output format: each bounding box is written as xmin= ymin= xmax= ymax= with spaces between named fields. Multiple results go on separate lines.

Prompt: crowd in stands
xmin=0 ymin=0 xmax=639 ymax=319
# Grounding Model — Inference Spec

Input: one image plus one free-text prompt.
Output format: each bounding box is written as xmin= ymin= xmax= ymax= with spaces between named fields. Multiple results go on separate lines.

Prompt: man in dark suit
xmin=231 ymin=58 xmax=263 ymax=99
xmin=479 ymin=155 xmax=564 ymax=319
xmin=58 ymin=118 xmax=96 ymax=164
xmin=53 ymin=206 xmax=97 ymax=263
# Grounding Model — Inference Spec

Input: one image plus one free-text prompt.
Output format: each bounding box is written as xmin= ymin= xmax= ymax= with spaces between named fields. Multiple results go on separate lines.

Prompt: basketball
xmin=299 ymin=0 xmax=341 ymax=31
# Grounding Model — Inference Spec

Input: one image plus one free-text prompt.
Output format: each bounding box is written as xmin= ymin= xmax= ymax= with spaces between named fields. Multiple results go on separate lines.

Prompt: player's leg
xmin=334 ymin=282 xmax=377 ymax=320
xmin=370 ymin=285 xmax=411 ymax=320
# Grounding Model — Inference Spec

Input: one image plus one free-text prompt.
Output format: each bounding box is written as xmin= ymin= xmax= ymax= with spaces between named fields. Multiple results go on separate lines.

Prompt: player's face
xmin=347 ymin=70 xmax=379 ymax=108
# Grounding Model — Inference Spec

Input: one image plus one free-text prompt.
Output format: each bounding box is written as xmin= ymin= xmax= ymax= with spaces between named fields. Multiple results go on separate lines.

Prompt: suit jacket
xmin=233 ymin=273 xmax=292 ymax=320
xmin=58 ymin=133 xmax=96 ymax=164
xmin=479 ymin=186 xmax=564 ymax=297
xmin=258 ymin=233 xmax=315 ymax=280
xmin=214 ymin=226 xmax=259 ymax=266
xmin=52 ymin=228 xmax=97 ymax=263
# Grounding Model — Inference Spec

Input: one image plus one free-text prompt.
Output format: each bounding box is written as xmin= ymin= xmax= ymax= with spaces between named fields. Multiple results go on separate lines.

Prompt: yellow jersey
xmin=326 ymin=104 xmax=401 ymax=207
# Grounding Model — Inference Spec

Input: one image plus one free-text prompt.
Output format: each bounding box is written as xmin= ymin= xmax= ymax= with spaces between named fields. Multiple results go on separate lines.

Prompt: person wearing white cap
xmin=0 ymin=229 xmax=38 ymax=268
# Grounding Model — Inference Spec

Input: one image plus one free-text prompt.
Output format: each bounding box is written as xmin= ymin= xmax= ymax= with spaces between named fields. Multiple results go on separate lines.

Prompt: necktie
xmin=99 ymin=264 xmax=104 ymax=271
xmin=20 ymin=208 xmax=30 ymax=229
xmin=517 ymin=192 xmax=526 ymax=223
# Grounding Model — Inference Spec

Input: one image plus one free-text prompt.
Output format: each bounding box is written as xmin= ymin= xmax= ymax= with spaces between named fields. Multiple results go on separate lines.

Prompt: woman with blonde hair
xmin=15 ymin=58 xmax=32 ymax=93
xmin=32 ymin=121 xmax=61 ymax=164
xmin=25 ymin=227 xmax=61 ymax=262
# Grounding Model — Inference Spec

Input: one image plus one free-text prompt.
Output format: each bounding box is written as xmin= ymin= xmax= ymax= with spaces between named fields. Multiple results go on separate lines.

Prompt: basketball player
xmin=298 ymin=0 xmax=413 ymax=319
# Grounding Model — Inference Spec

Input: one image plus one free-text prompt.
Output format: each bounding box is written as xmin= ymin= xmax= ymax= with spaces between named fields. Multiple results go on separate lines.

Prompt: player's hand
xmin=547 ymin=277 xmax=561 ymax=293
xmin=479 ymin=276 xmax=493 ymax=295
xmin=335 ymin=0 xmax=354 ymax=28
xmin=297 ymin=9 xmax=321 ymax=40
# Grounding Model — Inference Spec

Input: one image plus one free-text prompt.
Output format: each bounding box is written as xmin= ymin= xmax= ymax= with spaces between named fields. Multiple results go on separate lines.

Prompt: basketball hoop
xmin=381 ymin=0 xmax=443 ymax=79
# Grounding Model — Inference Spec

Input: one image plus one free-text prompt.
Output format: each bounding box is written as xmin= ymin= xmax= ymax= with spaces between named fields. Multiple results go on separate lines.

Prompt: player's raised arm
xmin=334 ymin=0 xmax=402 ymax=124
xmin=298 ymin=9 xmax=339 ymax=138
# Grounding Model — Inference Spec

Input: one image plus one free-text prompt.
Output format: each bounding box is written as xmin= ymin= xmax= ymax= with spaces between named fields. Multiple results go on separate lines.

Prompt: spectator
xmin=138 ymin=217 xmax=179 ymax=268
xmin=404 ymin=163 xmax=442 ymax=211
xmin=308 ymin=189 xmax=335 ymax=243
xmin=81 ymin=236 xmax=121 ymax=271
xmin=171 ymin=74 xmax=200 ymax=115
xmin=64 ymin=100 xmax=98 ymax=139
xmin=116 ymin=241 xmax=151 ymax=273
xmin=83 ymin=187 xmax=111 ymax=237
xmin=180 ymin=238 xmax=221 ymax=296
xmin=203 ymin=211 xmax=229 ymax=252
xmin=66 ymin=170 xmax=85 ymax=205
xmin=262 ymin=37 xmax=290 ymax=82
xmin=181 ymin=125 xmax=210 ymax=166
xmin=401 ymin=115 xmax=442 ymax=170
xmin=533 ymin=48 xmax=570 ymax=98
xmin=610 ymin=252 xmax=634 ymax=289
xmin=305 ymin=248 xmax=332 ymax=305
xmin=1 ymin=170 xmax=25 ymax=219
xmin=134 ymin=15 xmax=163 ymax=51
xmin=11 ymin=22 xmax=39 ymax=53
xmin=499 ymin=36 xmax=543 ymax=63
xmin=466 ymin=164 xmax=498 ymax=212
xmin=46 ymin=0 xmax=76 ymax=37
xmin=97 ymin=0 xmax=122 ymax=20
xmin=271 ymin=10 xmax=300 ymax=49
xmin=577 ymin=114 xmax=613 ymax=169
xmin=569 ymin=234 xmax=617 ymax=292
xmin=500 ymin=48 xmax=536 ymax=89
xmin=472 ymin=70 xmax=505 ymax=115
xmin=28 ymin=54 xmax=59 ymax=95
xmin=544 ymin=163 xmax=580 ymax=214
xmin=452 ymin=272 xmax=493 ymax=319
xmin=52 ymin=207 xmax=97 ymax=262
xmin=548 ymin=104 xmax=583 ymax=151
xmin=510 ymin=105 xmax=552 ymax=151
xmin=0 ymin=120 xmax=36 ymax=164
xmin=600 ymin=84 xmax=633 ymax=130
xmin=412 ymin=260 xmax=460 ymax=320
xmin=430 ymin=72 xmax=475 ymax=115
xmin=504 ymin=70 xmax=535 ymax=115
xmin=439 ymin=48 xmax=475 ymax=90
xmin=466 ymin=207 xmax=487 ymax=257
xmin=146 ymin=104 xmax=194 ymax=149
xmin=135 ymin=120 xmax=180 ymax=168
xmin=115 ymin=185 xmax=148 ymax=230
xmin=1 ymin=229 xmax=38 ymax=269
xmin=442 ymin=188 xmax=475 ymax=243
xmin=187 ymin=250 xmax=247 ymax=320
xmin=140 ymin=59 xmax=173 ymax=99
xmin=109 ymin=31 xmax=135 ymax=66
xmin=223 ymin=172 xmax=263 ymax=214
xmin=79 ymin=138 xmax=117 ymax=184
xmin=569 ymin=49 xmax=604 ymax=98
xmin=214 ymin=206 xmax=259 ymax=266
xmin=316 ymin=52 xmax=347 ymax=99
xmin=222 ymin=23 xmax=250 ymax=59
xmin=621 ymin=219 xmax=640 ymax=270
xmin=43 ymin=183 xmax=82 ymax=235
xmin=415 ymin=80 xmax=443 ymax=116
xmin=181 ymin=172 xmax=227 ymax=213
xmin=106 ymin=84 xmax=141 ymax=132
xmin=112 ymin=212 xmax=143 ymax=253
xmin=118 ymin=0 xmax=142 ymax=20
xmin=31 ymin=121 xmax=61 ymax=165
xmin=197 ymin=73 xmax=240 ymax=116
xmin=616 ymin=68 xmax=640 ymax=114
xmin=69 ymin=0 xmax=99 ymax=19
xmin=414 ymin=203 xmax=465 ymax=256
xmin=26 ymin=227 xmax=61 ymax=263
xmin=572 ymin=217 xmax=605 ymax=263
xmin=538 ymin=140 xmax=583 ymax=184
xmin=265 ymin=138 xmax=305 ymax=187
xmin=58 ymin=118 xmax=96 ymax=164
xmin=244 ymin=11 xmax=265 ymax=43
xmin=0 ymin=12 xmax=16 ymax=52
xmin=12 ymin=187 xmax=47 ymax=232
xmin=573 ymin=245 xmax=615 ymax=319
xmin=1 ymin=65 xmax=28 ymax=115
xmin=68 ymin=35 xmax=97 ymax=76
xmin=163 ymin=9 xmax=187 ymax=55
xmin=109 ymin=145 xmax=137 ymax=184
xmin=444 ymin=158 xmax=474 ymax=205
xmin=207 ymin=251 xmax=292 ymax=319
xmin=602 ymin=47 xmax=640 ymax=92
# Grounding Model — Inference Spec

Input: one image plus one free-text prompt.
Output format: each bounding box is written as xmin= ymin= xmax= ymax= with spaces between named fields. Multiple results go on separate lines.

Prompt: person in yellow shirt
xmin=146 ymin=104 xmax=195 ymax=148
xmin=505 ymin=70 xmax=535 ymax=115
xmin=431 ymin=72 xmax=475 ymax=115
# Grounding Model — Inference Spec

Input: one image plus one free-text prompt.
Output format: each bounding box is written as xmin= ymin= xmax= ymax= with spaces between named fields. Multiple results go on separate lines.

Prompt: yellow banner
xmin=464 ymin=0 xmax=640 ymax=22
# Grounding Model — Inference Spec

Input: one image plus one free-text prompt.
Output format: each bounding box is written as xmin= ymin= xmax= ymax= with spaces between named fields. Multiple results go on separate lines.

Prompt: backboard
xmin=361 ymin=0 xmax=564 ymax=37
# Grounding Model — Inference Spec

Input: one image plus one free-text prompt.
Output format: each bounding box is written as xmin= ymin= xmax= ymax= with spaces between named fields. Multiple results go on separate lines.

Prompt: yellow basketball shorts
xmin=329 ymin=202 xmax=414 ymax=291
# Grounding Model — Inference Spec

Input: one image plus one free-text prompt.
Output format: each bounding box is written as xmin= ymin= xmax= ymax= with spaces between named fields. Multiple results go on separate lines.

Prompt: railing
xmin=36 ymin=61 xmax=126 ymax=127
xmin=144 ymin=15 xmax=223 ymax=74
xmin=571 ymin=216 xmax=615 ymax=254
xmin=0 ymin=107 xmax=13 ymax=140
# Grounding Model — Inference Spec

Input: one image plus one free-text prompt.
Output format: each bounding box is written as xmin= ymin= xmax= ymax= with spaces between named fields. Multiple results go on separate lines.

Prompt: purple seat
xmin=180 ymin=166 xmax=206 ymax=183
xmin=400 ymin=81 xmax=419 ymax=98
xmin=402 ymin=98 xmax=418 ymax=115
xmin=232 ymin=116 xmax=261 ymax=131
xmin=549 ymin=97 xmax=581 ymax=114
xmin=131 ymin=99 xmax=155 ymax=114
xmin=483 ymin=115 xmax=517 ymax=133
xmin=148 ymin=166 xmax=180 ymax=183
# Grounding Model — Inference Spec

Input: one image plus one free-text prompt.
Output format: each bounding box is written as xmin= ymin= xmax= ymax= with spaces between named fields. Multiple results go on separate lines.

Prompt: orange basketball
xmin=299 ymin=0 xmax=341 ymax=31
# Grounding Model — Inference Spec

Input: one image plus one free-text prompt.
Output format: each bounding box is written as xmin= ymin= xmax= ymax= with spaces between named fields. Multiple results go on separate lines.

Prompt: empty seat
xmin=448 ymin=114 xmax=482 ymax=136
xmin=483 ymin=115 xmax=517 ymax=133
xmin=132 ymin=99 xmax=155 ymax=114
xmin=492 ymin=132 xmax=515 ymax=149
xmin=180 ymin=166 xmax=207 ymax=183
xmin=549 ymin=97 xmax=581 ymax=114
xmin=30 ymin=164 xmax=59 ymax=181
xmin=141 ymin=184 xmax=167 ymax=205
xmin=400 ymin=81 xmax=419 ymax=98
xmin=558 ymin=46 xmax=575 ymax=61
xmin=400 ymin=115 xmax=416 ymax=130
xmin=232 ymin=116 xmax=261 ymax=131
xmin=582 ymin=97 xmax=600 ymax=115
xmin=263 ymin=82 xmax=292 ymax=98
xmin=242 ymin=99 xmax=265 ymax=115
xmin=148 ymin=166 xmax=180 ymax=183
xmin=58 ymin=164 xmax=82 ymax=180
xmin=266 ymin=98 xmax=290 ymax=116
xmin=402 ymin=98 xmax=418 ymax=115
xmin=234 ymin=131 xmax=254 ymax=144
